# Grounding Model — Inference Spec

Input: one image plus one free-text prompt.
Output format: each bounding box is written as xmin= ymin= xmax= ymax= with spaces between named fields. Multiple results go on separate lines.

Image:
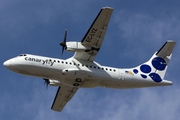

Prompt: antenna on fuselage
xmin=60 ymin=29 xmax=67 ymax=56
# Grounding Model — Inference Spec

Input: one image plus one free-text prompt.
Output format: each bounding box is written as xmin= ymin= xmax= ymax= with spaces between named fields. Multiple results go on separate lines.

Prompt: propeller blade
xmin=64 ymin=29 xmax=67 ymax=43
xmin=61 ymin=46 xmax=65 ymax=56
xmin=43 ymin=78 xmax=50 ymax=89
xmin=60 ymin=29 xmax=67 ymax=56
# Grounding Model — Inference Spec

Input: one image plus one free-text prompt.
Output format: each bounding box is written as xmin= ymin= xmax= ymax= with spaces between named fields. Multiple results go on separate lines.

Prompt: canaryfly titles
xmin=25 ymin=57 xmax=55 ymax=66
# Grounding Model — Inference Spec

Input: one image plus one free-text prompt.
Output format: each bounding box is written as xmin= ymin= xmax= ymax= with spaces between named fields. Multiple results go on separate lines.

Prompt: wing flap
xmin=51 ymin=84 xmax=78 ymax=112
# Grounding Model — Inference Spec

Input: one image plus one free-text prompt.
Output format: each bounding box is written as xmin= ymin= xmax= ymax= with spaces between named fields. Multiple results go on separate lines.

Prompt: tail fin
xmin=133 ymin=40 xmax=176 ymax=82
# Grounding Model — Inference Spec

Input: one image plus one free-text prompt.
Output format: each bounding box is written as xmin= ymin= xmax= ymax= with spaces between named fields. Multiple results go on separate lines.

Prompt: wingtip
xmin=167 ymin=40 xmax=176 ymax=43
xmin=102 ymin=6 xmax=113 ymax=10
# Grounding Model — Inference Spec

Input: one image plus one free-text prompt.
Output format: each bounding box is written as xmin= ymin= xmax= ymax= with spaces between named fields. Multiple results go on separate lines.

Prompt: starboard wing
xmin=73 ymin=7 xmax=113 ymax=61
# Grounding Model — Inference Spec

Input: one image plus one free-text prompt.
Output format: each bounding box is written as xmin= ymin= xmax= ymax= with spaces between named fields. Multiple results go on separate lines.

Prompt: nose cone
xmin=3 ymin=60 xmax=11 ymax=68
xmin=3 ymin=58 xmax=20 ymax=72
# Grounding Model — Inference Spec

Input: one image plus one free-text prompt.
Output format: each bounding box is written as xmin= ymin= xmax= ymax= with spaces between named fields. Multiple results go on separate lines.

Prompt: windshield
xmin=18 ymin=54 xmax=27 ymax=57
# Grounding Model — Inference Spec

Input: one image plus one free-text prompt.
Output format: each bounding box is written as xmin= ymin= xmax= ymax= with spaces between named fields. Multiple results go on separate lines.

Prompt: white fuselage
xmin=4 ymin=54 xmax=172 ymax=89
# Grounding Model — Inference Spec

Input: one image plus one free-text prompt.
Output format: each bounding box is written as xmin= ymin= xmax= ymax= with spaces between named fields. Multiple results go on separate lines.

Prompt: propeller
xmin=60 ymin=29 xmax=67 ymax=56
xmin=43 ymin=78 xmax=50 ymax=89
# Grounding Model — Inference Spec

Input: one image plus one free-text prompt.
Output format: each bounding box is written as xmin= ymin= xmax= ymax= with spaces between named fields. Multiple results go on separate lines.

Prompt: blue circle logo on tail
xmin=140 ymin=64 xmax=151 ymax=73
xmin=134 ymin=57 xmax=166 ymax=82
xmin=149 ymin=73 xmax=162 ymax=82
xmin=152 ymin=57 xmax=166 ymax=71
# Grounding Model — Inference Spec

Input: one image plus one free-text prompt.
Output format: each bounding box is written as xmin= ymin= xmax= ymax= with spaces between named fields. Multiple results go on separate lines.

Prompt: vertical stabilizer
xmin=153 ymin=40 xmax=176 ymax=79
xmin=156 ymin=40 xmax=176 ymax=57
xmin=132 ymin=40 xmax=176 ymax=83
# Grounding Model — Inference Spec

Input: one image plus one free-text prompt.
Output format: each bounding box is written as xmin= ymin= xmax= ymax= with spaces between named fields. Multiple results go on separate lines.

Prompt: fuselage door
xmin=119 ymin=70 xmax=124 ymax=80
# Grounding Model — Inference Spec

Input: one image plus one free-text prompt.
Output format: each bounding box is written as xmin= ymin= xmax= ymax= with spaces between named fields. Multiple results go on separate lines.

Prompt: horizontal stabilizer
xmin=156 ymin=40 xmax=176 ymax=57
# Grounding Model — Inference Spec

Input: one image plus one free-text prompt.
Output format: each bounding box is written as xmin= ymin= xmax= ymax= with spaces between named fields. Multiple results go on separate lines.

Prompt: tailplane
xmin=133 ymin=40 xmax=176 ymax=82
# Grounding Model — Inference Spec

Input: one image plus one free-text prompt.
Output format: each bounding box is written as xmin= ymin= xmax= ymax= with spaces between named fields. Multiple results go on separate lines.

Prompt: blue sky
xmin=1 ymin=0 xmax=180 ymax=119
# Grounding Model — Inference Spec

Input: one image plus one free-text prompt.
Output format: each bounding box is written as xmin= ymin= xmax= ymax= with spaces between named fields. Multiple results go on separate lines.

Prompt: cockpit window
xmin=18 ymin=54 xmax=27 ymax=57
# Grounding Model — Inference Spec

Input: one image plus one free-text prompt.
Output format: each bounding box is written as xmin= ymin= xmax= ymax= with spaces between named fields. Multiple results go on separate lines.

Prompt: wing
xmin=51 ymin=83 xmax=78 ymax=112
xmin=73 ymin=7 xmax=113 ymax=61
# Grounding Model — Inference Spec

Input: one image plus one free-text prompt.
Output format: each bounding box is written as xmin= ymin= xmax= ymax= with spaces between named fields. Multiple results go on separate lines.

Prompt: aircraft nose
xmin=3 ymin=60 xmax=11 ymax=68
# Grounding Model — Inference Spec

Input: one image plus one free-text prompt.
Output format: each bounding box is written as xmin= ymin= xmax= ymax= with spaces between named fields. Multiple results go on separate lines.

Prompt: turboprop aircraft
xmin=3 ymin=7 xmax=176 ymax=112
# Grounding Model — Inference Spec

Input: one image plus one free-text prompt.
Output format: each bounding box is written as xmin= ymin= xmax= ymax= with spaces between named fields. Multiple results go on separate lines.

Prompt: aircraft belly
xmin=59 ymin=69 xmax=101 ymax=88
xmin=14 ymin=64 xmax=62 ymax=80
xmin=99 ymin=72 xmax=167 ymax=89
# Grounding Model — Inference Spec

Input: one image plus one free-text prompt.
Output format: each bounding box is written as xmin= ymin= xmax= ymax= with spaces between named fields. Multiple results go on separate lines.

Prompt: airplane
xmin=3 ymin=7 xmax=176 ymax=112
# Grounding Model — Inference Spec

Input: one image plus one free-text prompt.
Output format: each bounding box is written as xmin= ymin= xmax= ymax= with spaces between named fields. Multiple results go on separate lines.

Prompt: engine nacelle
xmin=66 ymin=42 xmax=89 ymax=52
xmin=49 ymin=79 xmax=61 ymax=86
xmin=66 ymin=42 xmax=100 ymax=53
